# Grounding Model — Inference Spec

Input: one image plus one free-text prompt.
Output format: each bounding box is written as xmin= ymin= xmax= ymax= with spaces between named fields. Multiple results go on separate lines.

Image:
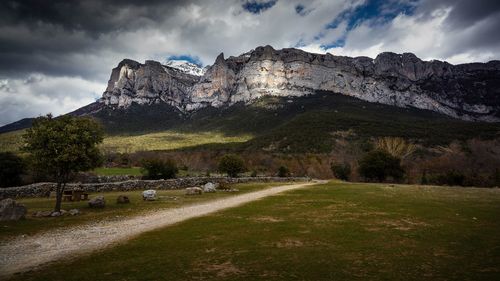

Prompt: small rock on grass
xmin=0 ymin=198 xmax=27 ymax=221
xmin=88 ymin=196 xmax=106 ymax=208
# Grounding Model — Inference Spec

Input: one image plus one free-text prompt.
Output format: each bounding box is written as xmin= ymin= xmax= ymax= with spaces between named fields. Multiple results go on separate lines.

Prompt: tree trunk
xmin=54 ymin=182 xmax=66 ymax=212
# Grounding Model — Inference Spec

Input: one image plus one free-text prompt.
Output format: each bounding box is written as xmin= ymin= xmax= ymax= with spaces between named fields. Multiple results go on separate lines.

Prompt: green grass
xmin=100 ymin=130 xmax=253 ymax=153
xmin=93 ymin=167 xmax=143 ymax=176
xmin=0 ymin=130 xmax=24 ymax=152
xmin=0 ymin=182 xmax=288 ymax=240
xmin=9 ymin=181 xmax=500 ymax=281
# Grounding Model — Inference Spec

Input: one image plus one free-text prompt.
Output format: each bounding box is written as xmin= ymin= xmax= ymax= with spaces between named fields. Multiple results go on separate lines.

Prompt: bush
xmin=433 ymin=170 xmax=465 ymax=186
xmin=358 ymin=150 xmax=404 ymax=182
xmin=277 ymin=166 xmax=290 ymax=177
xmin=218 ymin=154 xmax=245 ymax=177
xmin=0 ymin=152 xmax=25 ymax=187
xmin=141 ymin=159 xmax=178 ymax=180
xmin=331 ymin=162 xmax=351 ymax=181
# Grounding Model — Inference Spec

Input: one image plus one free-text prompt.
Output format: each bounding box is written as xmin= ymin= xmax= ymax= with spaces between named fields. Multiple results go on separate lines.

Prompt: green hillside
xmin=2 ymin=92 xmax=499 ymax=154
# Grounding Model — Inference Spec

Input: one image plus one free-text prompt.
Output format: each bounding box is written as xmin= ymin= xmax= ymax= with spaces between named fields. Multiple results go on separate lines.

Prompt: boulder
xmin=50 ymin=211 xmax=61 ymax=217
xmin=68 ymin=209 xmax=80 ymax=216
xmin=142 ymin=190 xmax=157 ymax=201
xmin=32 ymin=210 xmax=53 ymax=217
xmin=203 ymin=182 xmax=216 ymax=193
xmin=185 ymin=187 xmax=203 ymax=195
xmin=0 ymin=198 xmax=27 ymax=221
xmin=88 ymin=196 xmax=106 ymax=208
xmin=116 ymin=195 xmax=130 ymax=204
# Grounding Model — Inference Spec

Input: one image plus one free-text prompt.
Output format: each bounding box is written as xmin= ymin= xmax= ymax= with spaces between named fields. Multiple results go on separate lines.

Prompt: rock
xmin=97 ymin=47 xmax=500 ymax=122
xmin=0 ymin=198 xmax=27 ymax=221
xmin=142 ymin=190 xmax=157 ymax=201
xmin=68 ymin=209 xmax=80 ymax=216
xmin=32 ymin=210 xmax=53 ymax=217
xmin=185 ymin=187 xmax=203 ymax=195
xmin=203 ymin=182 xmax=216 ymax=193
xmin=60 ymin=209 xmax=67 ymax=215
xmin=116 ymin=195 xmax=130 ymax=204
xmin=88 ymin=196 xmax=106 ymax=208
xmin=50 ymin=211 xmax=61 ymax=217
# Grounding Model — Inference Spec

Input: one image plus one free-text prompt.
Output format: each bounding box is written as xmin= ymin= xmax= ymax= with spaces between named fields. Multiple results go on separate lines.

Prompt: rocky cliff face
xmin=99 ymin=46 xmax=500 ymax=121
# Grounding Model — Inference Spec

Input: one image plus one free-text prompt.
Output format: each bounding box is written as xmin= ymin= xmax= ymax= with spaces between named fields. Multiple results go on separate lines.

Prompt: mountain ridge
xmin=98 ymin=45 xmax=500 ymax=122
xmin=1 ymin=45 xmax=499 ymax=134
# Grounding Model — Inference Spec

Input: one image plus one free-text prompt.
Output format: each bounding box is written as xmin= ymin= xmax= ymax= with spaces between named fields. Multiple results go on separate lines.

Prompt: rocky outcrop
xmin=100 ymin=59 xmax=200 ymax=109
xmin=94 ymin=46 xmax=500 ymax=121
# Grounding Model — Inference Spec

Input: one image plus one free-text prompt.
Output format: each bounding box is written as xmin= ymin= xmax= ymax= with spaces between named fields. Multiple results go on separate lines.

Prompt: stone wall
xmin=0 ymin=177 xmax=310 ymax=199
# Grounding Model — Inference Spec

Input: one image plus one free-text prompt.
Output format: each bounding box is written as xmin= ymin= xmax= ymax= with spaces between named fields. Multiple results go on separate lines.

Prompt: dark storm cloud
xmin=416 ymin=0 xmax=500 ymax=57
xmin=0 ymin=0 xmax=193 ymax=79
xmin=420 ymin=0 xmax=500 ymax=28
xmin=0 ymin=0 xmax=187 ymax=35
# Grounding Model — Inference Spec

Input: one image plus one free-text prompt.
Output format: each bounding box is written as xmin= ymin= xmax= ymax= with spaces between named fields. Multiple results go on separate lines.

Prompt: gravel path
xmin=0 ymin=181 xmax=320 ymax=278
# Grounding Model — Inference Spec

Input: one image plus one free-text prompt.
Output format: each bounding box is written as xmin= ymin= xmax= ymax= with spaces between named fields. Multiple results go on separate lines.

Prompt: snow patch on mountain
xmin=164 ymin=60 xmax=206 ymax=76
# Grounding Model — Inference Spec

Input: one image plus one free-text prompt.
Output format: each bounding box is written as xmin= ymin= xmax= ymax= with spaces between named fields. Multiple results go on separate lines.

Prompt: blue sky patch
xmin=242 ymin=0 xmax=277 ymax=14
xmin=320 ymin=0 xmax=418 ymax=49
xmin=167 ymin=55 xmax=203 ymax=66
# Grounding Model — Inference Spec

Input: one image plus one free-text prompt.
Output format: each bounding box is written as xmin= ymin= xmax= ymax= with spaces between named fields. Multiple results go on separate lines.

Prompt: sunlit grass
xmin=101 ymin=131 xmax=253 ymax=153
xmin=0 ymin=130 xmax=24 ymax=152
xmin=0 ymin=130 xmax=253 ymax=153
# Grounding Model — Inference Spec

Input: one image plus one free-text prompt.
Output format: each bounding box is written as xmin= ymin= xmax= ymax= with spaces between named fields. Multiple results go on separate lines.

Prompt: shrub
xmin=250 ymin=170 xmax=258 ymax=177
xmin=0 ymin=152 xmax=25 ymax=187
xmin=433 ymin=170 xmax=465 ymax=186
xmin=277 ymin=166 xmax=290 ymax=177
xmin=218 ymin=154 xmax=245 ymax=177
xmin=141 ymin=159 xmax=178 ymax=180
xmin=358 ymin=150 xmax=404 ymax=182
xmin=331 ymin=162 xmax=351 ymax=181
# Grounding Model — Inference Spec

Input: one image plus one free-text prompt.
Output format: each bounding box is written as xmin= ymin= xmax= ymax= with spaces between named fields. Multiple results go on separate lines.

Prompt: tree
xmin=277 ymin=166 xmax=290 ymax=177
xmin=375 ymin=137 xmax=416 ymax=159
xmin=358 ymin=150 xmax=404 ymax=182
xmin=331 ymin=162 xmax=351 ymax=181
xmin=23 ymin=115 xmax=103 ymax=212
xmin=141 ymin=158 xmax=178 ymax=180
xmin=0 ymin=152 xmax=25 ymax=187
xmin=218 ymin=154 xmax=245 ymax=177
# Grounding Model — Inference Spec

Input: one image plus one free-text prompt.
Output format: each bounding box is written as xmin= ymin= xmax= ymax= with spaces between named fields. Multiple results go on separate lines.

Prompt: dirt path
xmin=0 ymin=181 xmax=321 ymax=278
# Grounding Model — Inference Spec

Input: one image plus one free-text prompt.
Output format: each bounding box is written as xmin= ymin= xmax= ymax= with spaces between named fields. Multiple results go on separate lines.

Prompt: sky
xmin=1 ymin=0 xmax=500 ymax=126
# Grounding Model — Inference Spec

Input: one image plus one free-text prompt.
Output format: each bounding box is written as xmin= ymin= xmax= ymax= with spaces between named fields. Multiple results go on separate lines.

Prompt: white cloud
xmin=301 ymin=4 xmax=500 ymax=64
xmin=0 ymin=75 xmax=104 ymax=126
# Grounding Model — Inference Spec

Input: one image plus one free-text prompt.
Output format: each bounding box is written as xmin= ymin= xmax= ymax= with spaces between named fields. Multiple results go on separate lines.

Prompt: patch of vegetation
xmin=358 ymin=150 xmax=404 ymax=182
xmin=141 ymin=159 xmax=178 ymax=179
xmin=0 ymin=152 xmax=25 ymax=187
xmin=12 ymin=182 xmax=500 ymax=281
xmin=101 ymin=130 xmax=252 ymax=153
xmin=330 ymin=162 xmax=351 ymax=181
xmin=93 ymin=167 xmax=142 ymax=176
xmin=0 ymin=130 xmax=24 ymax=152
xmin=218 ymin=154 xmax=246 ymax=177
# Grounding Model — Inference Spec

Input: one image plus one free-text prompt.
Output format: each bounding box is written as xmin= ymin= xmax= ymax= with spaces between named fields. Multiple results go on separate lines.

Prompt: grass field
xmin=0 ymin=130 xmax=252 ymax=153
xmin=0 ymin=130 xmax=24 ymax=152
xmin=101 ymin=131 xmax=252 ymax=153
xmin=0 ymin=182 xmax=287 ymax=240
xmin=8 ymin=181 xmax=500 ymax=281
xmin=93 ymin=167 xmax=143 ymax=176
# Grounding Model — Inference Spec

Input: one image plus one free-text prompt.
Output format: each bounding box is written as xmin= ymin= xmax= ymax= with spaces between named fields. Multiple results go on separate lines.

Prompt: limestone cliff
xmin=98 ymin=46 xmax=500 ymax=121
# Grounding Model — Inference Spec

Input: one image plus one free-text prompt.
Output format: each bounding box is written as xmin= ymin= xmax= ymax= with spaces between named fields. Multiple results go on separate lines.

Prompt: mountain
xmin=163 ymin=60 xmax=207 ymax=76
xmin=96 ymin=45 xmax=500 ymax=122
xmin=1 ymin=45 xmax=500 ymax=135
